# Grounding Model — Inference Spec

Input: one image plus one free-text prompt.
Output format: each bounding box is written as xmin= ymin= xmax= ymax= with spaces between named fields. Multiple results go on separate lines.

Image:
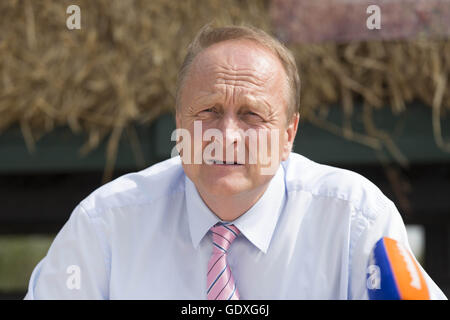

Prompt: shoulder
xmin=282 ymin=152 xmax=393 ymax=221
xmin=79 ymin=156 xmax=185 ymax=217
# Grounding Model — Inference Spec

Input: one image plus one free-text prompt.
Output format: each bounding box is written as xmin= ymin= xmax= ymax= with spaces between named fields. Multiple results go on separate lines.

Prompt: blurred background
xmin=0 ymin=0 xmax=449 ymax=299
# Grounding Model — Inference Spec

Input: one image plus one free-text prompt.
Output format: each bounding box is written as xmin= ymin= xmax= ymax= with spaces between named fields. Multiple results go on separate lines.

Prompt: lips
xmin=205 ymin=159 xmax=243 ymax=165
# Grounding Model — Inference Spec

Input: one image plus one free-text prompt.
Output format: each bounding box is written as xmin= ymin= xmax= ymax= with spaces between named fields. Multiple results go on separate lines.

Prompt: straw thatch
xmin=0 ymin=0 xmax=449 ymax=181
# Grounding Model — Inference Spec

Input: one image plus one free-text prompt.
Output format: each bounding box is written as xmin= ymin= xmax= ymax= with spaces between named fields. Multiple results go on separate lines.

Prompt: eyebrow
xmin=190 ymin=91 xmax=222 ymax=109
xmin=191 ymin=91 xmax=271 ymax=114
xmin=237 ymin=95 xmax=272 ymax=116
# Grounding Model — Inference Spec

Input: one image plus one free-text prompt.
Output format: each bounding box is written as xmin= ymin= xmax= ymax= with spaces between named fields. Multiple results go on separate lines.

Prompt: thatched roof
xmin=1 ymin=0 xmax=449 ymax=180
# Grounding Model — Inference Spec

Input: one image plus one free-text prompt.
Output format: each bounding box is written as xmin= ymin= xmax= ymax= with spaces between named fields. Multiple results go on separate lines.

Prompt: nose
xmin=219 ymin=114 xmax=242 ymax=148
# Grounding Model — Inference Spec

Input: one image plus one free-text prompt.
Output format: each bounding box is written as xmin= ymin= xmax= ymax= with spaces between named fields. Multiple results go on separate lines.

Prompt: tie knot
xmin=210 ymin=224 xmax=240 ymax=253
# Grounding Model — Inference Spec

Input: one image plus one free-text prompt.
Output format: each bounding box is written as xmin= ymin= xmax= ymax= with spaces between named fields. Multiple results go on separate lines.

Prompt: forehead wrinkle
xmin=198 ymin=84 xmax=274 ymax=115
xmin=184 ymin=40 xmax=288 ymax=114
xmin=210 ymin=67 xmax=274 ymax=106
xmin=214 ymin=67 xmax=270 ymax=89
xmin=195 ymin=45 xmax=275 ymax=83
xmin=211 ymin=83 xmax=265 ymax=109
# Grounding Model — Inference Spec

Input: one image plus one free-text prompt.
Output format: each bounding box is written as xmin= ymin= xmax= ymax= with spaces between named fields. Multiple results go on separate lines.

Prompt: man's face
xmin=176 ymin=39 xmax=298 ymax=197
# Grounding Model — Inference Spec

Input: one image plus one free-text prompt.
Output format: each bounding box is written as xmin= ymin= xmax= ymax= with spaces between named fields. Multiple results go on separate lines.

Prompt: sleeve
xmin=348 ymin=200 xmax=447 ymax=300
xmin=23 ymin=204 xmax=110 ymax=299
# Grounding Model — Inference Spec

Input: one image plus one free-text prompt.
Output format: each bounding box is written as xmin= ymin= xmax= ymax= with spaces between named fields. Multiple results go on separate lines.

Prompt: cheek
xmin=254 ymin=128 xmax=283 ymax=153
xmin=176 ymin=124 xmax=201 ymax=165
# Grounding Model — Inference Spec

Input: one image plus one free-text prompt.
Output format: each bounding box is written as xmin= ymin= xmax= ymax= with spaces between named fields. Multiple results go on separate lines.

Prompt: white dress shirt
xmin=24 ymin=152 xmax=447 ymax=299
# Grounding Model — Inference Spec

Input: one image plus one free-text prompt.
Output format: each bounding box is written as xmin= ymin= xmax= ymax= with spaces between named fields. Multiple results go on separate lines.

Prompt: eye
xmin=242 ymin=110 xmax=263 ymax=120
xmin=200 ymin=106 xmax=219 ymax=114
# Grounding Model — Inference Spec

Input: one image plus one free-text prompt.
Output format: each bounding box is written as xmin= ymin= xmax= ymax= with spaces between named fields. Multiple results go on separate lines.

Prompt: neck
xmin=197 ymin=183 xmax=271 ymax=222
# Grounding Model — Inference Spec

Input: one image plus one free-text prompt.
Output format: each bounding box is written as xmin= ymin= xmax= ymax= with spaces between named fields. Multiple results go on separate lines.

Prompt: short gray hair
xmin=175 ymin=24 xmax=301 ymax=122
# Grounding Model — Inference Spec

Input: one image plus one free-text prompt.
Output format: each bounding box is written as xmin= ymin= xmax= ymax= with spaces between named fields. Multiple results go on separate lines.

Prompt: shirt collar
xmin=185 ymin=164 xmax=286 ymax=254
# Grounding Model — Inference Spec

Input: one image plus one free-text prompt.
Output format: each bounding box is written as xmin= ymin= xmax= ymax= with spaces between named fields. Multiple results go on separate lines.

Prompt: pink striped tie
xmin=206 ymin=223 xmax=240 ymax=300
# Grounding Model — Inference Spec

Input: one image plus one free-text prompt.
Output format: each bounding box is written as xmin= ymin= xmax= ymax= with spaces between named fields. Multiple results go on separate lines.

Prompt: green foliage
xmin=0 ymin=235 xmax=54 ymax=291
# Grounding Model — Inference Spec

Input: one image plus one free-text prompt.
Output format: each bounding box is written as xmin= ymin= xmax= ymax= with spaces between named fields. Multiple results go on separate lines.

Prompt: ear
xmin=281 ymin=112 xmax=300 ymax=161
xmin=174 ymin=111 xmax=183 ymax=156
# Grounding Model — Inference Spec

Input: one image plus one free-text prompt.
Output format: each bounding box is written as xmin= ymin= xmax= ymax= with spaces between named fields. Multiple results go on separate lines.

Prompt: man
xmin=25 ymin=24 xmax=446 ymax=299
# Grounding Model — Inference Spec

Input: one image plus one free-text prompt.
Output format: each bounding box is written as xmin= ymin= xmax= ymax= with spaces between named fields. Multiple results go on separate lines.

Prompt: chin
xmin=203 ymin=178 xmax=251 ymax=196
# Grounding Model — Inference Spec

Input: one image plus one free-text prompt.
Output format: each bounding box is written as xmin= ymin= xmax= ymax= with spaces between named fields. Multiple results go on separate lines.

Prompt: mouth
xmin=205 ymin=159 xmax=244 ymax=166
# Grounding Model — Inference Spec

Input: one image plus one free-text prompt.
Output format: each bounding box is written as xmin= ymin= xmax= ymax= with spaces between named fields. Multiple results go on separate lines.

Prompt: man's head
xmin=175 ymin=24 xmax=300 ymax=201
xmin=176 ymin=24 xmax=301 ymax=123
